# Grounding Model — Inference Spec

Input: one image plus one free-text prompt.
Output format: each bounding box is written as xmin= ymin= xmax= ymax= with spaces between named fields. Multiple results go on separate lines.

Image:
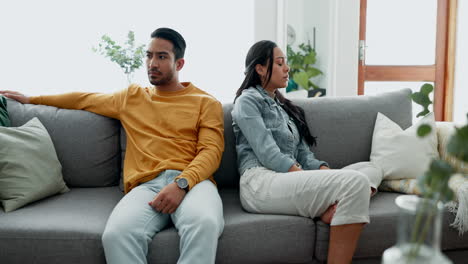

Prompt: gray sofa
xmin=1 ymin=88 xmax=466 ymax=263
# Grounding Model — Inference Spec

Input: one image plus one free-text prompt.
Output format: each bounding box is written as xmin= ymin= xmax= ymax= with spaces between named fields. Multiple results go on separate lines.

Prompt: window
xmin=358 ymin=0 xmax=456 ymax=121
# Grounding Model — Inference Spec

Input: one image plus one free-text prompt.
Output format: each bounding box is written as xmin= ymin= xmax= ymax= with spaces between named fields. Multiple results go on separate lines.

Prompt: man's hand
xmin=319 ymin=165 xmax=330 ymax=170
xmin=0 ymin=90 xmax=30 ymax=104
xmin=148 ymin=182 xmax=186 ymax=214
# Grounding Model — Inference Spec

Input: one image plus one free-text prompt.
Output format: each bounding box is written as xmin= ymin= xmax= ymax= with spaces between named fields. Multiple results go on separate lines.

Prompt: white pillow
xmin=370 ymin=112 xmax=438 ymax=180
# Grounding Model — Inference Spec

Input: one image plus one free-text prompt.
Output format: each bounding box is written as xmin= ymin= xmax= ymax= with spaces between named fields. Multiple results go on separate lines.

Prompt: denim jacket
xmin=232 ymin=85 xmax=328 ymax=175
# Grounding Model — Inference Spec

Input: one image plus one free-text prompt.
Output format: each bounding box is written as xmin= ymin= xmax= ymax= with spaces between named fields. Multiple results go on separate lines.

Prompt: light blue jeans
xmin=102 ymin=170 xmax=224 ymax=264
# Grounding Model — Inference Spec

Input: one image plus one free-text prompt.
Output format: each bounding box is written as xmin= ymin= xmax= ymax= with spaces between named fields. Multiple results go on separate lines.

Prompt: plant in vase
xmin=286 ymin=43 xmax=324 ymax=97
xmin=383 ymin=83 xmax=468 ymax=264
xmin=93 ymin=31 xmax=145 ymax=85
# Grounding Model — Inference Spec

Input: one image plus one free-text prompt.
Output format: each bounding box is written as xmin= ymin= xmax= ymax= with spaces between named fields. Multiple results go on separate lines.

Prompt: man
xmin=0 ymin=27 xmax=225 ymax=264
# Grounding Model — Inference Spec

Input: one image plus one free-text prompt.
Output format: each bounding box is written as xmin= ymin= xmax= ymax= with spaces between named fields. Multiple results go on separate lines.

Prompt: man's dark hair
xmin=150 ymin=28 xmax=186 ymax=60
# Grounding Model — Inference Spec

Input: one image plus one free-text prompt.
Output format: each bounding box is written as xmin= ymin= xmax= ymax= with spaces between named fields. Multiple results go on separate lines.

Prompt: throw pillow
xmin=378 ymin=121 xmax=467 ymax=195
xmin=0 ymin=95 xmax=10 ymax=127
xmin=0 ymin=117 xmax=69 ymax=212
xmin=378 ymin=179 xmax=421 ymax=195
xmin=370 ymin=112 xmax=438 ymax=180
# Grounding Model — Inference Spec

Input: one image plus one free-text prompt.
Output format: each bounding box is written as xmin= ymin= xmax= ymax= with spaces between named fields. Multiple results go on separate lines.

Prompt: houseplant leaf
xmin=411 ymin=83 xmax=433 ymax=117
xmin=417 ymin=124 xmax=432 ymax=137
xmin=446 ymin=122 xmax=468 ymax=163
xmin=304 ymin=50 xmax=317 ymax=65
xmin=306 ymin=67 xmax=322 ymax=78
xmin=293 ymin=71 xmax=310 ymax=91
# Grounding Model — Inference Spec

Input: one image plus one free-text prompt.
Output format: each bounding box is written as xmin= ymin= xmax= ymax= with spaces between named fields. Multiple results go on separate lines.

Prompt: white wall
xmin=0 ymin=0 xmax=254 ymax=104
xmin=254 ymin=0 xmax=278 ymax=42
xmin=453 ymin=0 xmax=468 ymax=124
xmin=305 ymin=0 xmax=331 ymax=91
xmin=285 ymin=0 xmax=330 ymax=90
xmin=327 ymin=0 xmax=360 ymax=97
xmin=255 ymin=0 xmax=360 ymax=97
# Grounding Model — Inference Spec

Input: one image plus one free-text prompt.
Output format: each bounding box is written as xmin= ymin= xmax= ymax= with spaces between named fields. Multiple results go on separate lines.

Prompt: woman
xmin=232 ymin=40 xmax=370 ymax=264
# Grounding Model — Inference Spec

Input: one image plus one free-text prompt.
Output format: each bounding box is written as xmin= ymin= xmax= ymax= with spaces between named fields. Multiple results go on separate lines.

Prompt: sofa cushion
xmin=6 ymin=100 xmax=121 ymax=187
xmin=0 ymin=187 xmax=123 ymax=264
xmin=216 ymin=189 xmax=316 ymax=264
xmin=0 ymin=118 xmax=69 ymax=212
xmin=0 ymin=188 xmax=316 ymax=264
xmin=314 ymin=192 xmax=468 ymax=262
xmin=148 ymin=189 xmax=317 ymax=264
xmin=293 ymin=89 xmax=412 ymax=169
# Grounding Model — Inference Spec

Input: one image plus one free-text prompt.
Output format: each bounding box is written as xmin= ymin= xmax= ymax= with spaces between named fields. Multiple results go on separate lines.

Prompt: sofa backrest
xmin=293 ymin=88 xmax=412 ymax=169
xmin=5 ymin=88 xmax=412 ymax=190
xmin=213 ymin=104 xmax=238 ymax=188
xmin=214 ymin=88 xmax=412 ymax=189
xmin=6 ymin=100 xmax=121 ymax=187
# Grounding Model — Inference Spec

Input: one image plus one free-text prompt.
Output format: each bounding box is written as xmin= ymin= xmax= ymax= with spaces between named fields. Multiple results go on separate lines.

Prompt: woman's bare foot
xmin=320 ymin=203 xmax=337 ymax=224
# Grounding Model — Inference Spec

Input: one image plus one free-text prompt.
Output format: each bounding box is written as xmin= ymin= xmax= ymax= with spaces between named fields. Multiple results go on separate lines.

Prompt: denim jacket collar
xmin=253 ymin=85 xmax=284 ymax=106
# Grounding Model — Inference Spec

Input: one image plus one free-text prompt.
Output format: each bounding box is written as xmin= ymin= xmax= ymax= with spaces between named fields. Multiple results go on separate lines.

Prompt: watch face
xmin=177 ymin=178 xmax=188 ymax=189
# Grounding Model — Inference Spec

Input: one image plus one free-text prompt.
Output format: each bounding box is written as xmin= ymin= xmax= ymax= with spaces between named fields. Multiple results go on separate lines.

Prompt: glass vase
xmin=382 ymin=195 xmax=452 ymax=264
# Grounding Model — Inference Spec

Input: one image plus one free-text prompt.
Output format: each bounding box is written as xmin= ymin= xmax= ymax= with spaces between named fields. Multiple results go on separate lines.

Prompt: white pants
xmin=102 ymin=170 xmax=224 ymax=264
xmin=240 ymin=167 xmax=370 ymax=226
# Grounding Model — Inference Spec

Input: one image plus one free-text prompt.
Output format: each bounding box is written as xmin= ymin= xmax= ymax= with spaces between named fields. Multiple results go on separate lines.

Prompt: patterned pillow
xmin=378 ymin=178 xmax=421 ymax=195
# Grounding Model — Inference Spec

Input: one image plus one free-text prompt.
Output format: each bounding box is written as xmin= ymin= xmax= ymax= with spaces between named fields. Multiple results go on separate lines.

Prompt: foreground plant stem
xmin=407 ymin=193 xmax=441 ymax=262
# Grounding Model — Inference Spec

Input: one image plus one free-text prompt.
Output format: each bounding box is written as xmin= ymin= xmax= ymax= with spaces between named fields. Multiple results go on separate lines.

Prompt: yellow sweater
xmin=30 ymin=82 xmax=224 ymax=193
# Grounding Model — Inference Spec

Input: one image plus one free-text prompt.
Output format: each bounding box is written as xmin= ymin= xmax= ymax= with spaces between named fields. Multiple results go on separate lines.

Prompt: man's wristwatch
xmin=175 ymin=178 xmax=189 ymax=192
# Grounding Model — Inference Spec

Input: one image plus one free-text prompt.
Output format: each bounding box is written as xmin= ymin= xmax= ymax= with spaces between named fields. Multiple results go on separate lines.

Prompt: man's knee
xmin=203 ymin=212 xmax=224 ymax=232
xmin=185 ymin=211 xmax=224 ymax=238
xmin=102 ymin=224 xmax=140 ymax=248
xmin=102 ymin=226 xmax=121 ymax=248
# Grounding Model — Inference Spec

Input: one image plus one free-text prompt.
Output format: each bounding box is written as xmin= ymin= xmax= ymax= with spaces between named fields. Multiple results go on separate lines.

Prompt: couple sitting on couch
xmin=0 ymin=27 xmax=371 ymax=264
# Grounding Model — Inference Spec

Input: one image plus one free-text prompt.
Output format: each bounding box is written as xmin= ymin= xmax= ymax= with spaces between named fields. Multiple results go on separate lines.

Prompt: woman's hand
xmin=319 ymin=165 xmax=330 ymax=170
xmin=288 ymin=163 xmax=303 ymax=172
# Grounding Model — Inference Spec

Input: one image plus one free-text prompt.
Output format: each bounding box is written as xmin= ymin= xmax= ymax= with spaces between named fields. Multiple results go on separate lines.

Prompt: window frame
xmin=358 ymin=0 xmax=457 ymax=121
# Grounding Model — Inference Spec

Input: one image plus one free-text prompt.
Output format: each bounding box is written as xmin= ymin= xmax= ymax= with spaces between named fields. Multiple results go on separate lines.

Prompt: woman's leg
xmin=328 ymin=223 xmax=365 ymax=264
xmin=320 ymin=203 xmax=337 ymax=224
xmin=239 ymin=167 xmax=370 ymax=263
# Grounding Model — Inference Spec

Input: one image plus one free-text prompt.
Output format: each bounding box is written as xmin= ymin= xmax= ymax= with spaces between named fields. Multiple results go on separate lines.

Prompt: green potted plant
xmin=383 ymin=83 xmax=467 ymax=263
xmin=286 ymin=43 xmax=324 ymax=97
xmin=93 ymin=31 xmax=145 ymax=84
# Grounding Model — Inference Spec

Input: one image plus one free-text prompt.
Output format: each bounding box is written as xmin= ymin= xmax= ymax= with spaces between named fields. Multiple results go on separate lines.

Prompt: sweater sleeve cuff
xmin=29 ymin=96 xmax=42 ymax=104
xmin=175 ymin=175 xmax=196 ymax=191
